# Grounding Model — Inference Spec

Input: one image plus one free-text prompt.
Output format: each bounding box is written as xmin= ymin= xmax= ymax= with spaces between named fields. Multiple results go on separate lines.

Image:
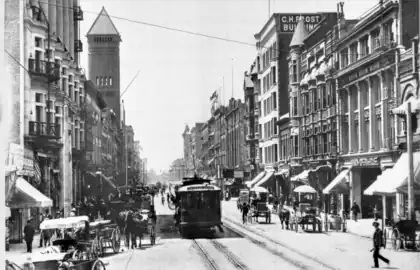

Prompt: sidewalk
xmin=223 ymin=200 xmax=420 ymax=270
xmin=6 ymin=234 xmax=59 ymax=266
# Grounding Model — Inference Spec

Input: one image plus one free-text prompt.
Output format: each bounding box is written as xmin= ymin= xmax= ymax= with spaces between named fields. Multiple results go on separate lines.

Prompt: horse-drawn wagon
xmin=89 ymin=219 xmax=121 ymax=257
xmin=289 ymin=185 xmax=323 ymax=233
xmin=389 ymin=219 xmax=420 ymax=251
xmin=11 ymin=216 xmax=109 ymax=270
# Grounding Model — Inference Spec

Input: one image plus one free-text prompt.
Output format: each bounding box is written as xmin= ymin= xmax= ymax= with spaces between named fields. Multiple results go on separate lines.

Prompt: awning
xmin=246 ymin=171 xmax=265 ymax=188
xmin=291 ymin=170 xmax=311 ymax=182
xmin=363 ymin=152 xmax=420 ymax=196
xmin=208 ymin=157 xmax=215 ymax=165
xmin=392 ymin=97 xmax=420 ymax=115
xmin=323 ymin=169 xmax=350 ymax=194
xmin=5 ymin=165 xmax=18 ymax=176
xmin=101 ymin=175 xmax=117 ymax=189
xmin=275 ymin=168 xmax=289 ymax=177
xmin=364 ymin=170 xmax=390 ymax=196
xmin=7 ymin=177 xmax=53 ymax=208
xmin=313 ymin=164 xmax=332 ymax=172
xmin=255 ymin=171 xmax=274 ymax=187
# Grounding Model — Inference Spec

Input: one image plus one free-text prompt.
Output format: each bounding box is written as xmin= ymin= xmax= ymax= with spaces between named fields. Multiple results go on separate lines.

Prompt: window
xmin=293 ymin=136 xmax=299 ymax=157
xmin=104 ymin=77 xmax=108 ymax=86
xmin=272 ymin=92 xmax=277 ymax=109
xmin=349 ymin=43 xmax=358 ymax=63
xmin=359 ymin=36 xmax=369 ymax=58
xmin=272 ymin=67 xmax=276 ymax=84
xmin=109 ymin=76 xmax=112 ymax=86
xmin=323 ymin=133 xmax=328 ymax=153
xmin=292 ymin=97 xmax=298 ymax=116
xmin=274 ymin=117 xmax=278 ymax=134
xmin=290 ymin=60 xmax=298 ymax=83
xmin=322 ymin=84 xmax=327 ymax=109
xmin=35 ymin=37 xmax=42 ymax=47
xmin=96 ymin=76 xmax=99 ymax=86
xmin=313 ymin=89 xmax=318 ymax=111
xmin=35 ymin=93 xmax=42 ymax=103
xmin=371 ymin=29 xmax=381 ymax=51
xmin=340 ymin=50 xmax=348 ymax=68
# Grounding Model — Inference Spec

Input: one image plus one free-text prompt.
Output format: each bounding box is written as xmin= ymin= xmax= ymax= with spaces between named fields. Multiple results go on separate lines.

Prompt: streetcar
xmin=175 ymin=175 xmax=223 ymax=236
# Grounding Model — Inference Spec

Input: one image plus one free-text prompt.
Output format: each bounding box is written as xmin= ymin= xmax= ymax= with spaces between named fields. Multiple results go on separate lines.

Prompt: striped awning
xmin=7 ymin=178 xmax=53 ymax=208
xmin=392 ymin=97 xmax=420 ymax=115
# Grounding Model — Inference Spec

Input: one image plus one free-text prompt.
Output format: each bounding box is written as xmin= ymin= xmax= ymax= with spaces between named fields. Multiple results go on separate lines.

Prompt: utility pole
xmin=407 ymin=102 xmax=415 ymax=220
xmin=122 ymin=100 xmax=128 ymax=188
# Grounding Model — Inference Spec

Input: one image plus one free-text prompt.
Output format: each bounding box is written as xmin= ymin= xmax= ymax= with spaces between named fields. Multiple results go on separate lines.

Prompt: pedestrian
xmin=371 ymin=221 xmax=390 ymax=268
xmin=241 ymin=203 xmax=249 ymax=224
xmin=350 ymin=201 xmax=360 ymax=222
xmin=42 ymin=215 xmax=52 ymax=247
xmin=23 ymin=219 xmax=35 ymax=253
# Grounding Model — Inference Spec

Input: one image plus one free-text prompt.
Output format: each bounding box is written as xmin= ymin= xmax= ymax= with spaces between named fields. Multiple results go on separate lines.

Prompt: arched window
xmin=109 ymin=76 xmax=112 ymax=86
xmin=104 ymin=77 xmax=108 ymax=86
xmin=96 ymin=76 xmax=99 ymax=86
xmin=100 ymin=76 xmax=103 ymax=86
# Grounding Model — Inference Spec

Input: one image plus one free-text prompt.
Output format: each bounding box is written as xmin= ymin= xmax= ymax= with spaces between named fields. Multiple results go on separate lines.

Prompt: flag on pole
xmin=34 ymin=155 xmax=42 ymax=184
xmin=209 ymin=91 xmax=218 ymax=101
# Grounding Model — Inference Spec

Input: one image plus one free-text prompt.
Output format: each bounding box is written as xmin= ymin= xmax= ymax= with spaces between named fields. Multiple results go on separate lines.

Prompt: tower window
xmin=104 ymin=77 xmax=108 ymax=86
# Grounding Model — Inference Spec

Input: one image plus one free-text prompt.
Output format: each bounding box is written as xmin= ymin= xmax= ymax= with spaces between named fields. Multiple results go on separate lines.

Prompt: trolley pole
xmin=406 ymin=102 xmax=415 ymax=220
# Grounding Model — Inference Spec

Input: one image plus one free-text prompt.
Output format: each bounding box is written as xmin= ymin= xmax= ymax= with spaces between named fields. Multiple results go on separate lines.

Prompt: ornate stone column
xmin=348 ymin=88 xmax=354 ymax=153
xmin=368 ymin=77 xmax=375 ymax=151
xmin=69 ymin=0 xmax=74 ymax=58
xmin=380 ymin=72 xmax=389 ymax=149
xmin=357 ymin=83 xmax=364 ymax=152
xmin=48 ymin=0 xmax=56 ymax=35
xmin=56 ymin=0 xmax=63 ymax=38
xmin=63 ymin=0 xmax=69 ymax=50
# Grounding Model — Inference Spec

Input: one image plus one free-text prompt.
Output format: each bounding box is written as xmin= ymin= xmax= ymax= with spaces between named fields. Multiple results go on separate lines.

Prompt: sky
xmin=79 ymin=0 xmax=379 ymax=172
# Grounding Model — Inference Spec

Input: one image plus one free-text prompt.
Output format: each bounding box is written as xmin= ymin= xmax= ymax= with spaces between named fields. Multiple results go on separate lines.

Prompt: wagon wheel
xmin=111 ymin=227 xmax=121 ymax=253
xmin=72 ymin=250 xmax=81 ymax=260
xmin=97 ymin=237 xmax=105 ymax=257
xmin=91 ymin=259 xmax=106 ymax=270
xmin=391 ymin=229 xmax=401 ymax=251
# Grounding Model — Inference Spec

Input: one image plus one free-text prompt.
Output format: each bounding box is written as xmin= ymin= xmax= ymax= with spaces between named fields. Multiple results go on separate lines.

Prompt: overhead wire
xmin=35 ymin=0 xmax=417 ymax=56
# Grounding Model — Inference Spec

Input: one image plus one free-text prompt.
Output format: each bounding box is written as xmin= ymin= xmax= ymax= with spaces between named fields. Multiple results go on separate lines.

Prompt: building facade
xmin=244 ymin=68 xmax=259 ymax=181
xmin=190 ymin=123 xmax=205 ymax=169
xmin=287 ymin=14 xmax=339 ymax=208
xmin=225 ymin=98 xmax=247 ymax=176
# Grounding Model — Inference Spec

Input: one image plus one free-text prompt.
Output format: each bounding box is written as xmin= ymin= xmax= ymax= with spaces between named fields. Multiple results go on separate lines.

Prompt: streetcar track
xmin=192 ymin=239 xmax=220 ymax=270
xmin=223 ymin=217 xmax=336 ymax=270
xmin=210 ymin=239 xmax=249 ymax=270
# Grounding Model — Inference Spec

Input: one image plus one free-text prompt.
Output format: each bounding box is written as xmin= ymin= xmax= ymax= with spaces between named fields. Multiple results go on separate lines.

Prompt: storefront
xmin=6 ymin=177 xmax=53 ymax=243
xmin=364 ymin=152 xmax=420 ymax=223
xmin=323 ymin=168 xmax=351 ymax=215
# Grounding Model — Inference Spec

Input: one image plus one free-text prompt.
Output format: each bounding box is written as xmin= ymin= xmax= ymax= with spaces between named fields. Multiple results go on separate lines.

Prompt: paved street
xmin=222 ymin=199 xmax=420 ymax=270
xmin=6 ymin=196 xmax=420 ymax=269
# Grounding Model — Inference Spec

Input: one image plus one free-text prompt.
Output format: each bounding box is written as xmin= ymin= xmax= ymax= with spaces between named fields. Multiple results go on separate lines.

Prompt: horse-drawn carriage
xmin=89 ymin=219 xmax=121 ymax=257
xmin=389 ymin=218 xmax=420 ymax=251
xmin=249 ymin=187 xmax=271 ymax=223
xmin=13 ymin=216 xmax=108 ymax=270
xmin=289 ymin=185 xmax=323 ymax=233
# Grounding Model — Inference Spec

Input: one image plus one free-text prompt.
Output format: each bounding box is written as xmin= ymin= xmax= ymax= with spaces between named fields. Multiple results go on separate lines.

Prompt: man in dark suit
xmin=23 ymin=219 xmax=35 ymax=253
xmin=371 ymin=221 xmax=390 ymax=268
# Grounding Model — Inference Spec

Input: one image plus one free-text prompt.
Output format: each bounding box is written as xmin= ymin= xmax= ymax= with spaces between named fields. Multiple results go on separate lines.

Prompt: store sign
xmin=350 ymin=158 xmax=379 ymax=167
xmin=8 ymin=143 xmax=24 ymax=169
xmin=278 ymin=14 xmax=322 ymax=33
xmin=234 ymin=171 xmax=244 ymax=178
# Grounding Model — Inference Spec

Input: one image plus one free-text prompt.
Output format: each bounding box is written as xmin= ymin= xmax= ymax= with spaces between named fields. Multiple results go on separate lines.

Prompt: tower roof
xmin=87 ymin=7 xmax=120 ymax=36
xmin=290 ymin=17 xmax=308 ymax=48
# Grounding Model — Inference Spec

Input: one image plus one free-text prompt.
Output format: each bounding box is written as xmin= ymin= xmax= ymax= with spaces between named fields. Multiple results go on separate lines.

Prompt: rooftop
xmin=87 ymin=7 xmax=121 ymax=36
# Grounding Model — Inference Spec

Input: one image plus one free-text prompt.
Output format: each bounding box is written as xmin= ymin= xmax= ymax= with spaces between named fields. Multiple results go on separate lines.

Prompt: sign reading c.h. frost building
xmin=277 ymin=14 xmax=322 ymax=33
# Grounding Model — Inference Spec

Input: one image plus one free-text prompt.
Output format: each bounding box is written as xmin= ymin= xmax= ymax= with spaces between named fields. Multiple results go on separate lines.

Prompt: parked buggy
xmin=134 ymin=209 xmax=156 ymax=247
xmin=390 ymin=219 xmax=420 ymax=251
xmin=89 ymin=219 xmax=121 ymax=257
xmin=249 ymin=186 xmax=271 ymax=223
xmin=289 ymin=185 xmax=323 ymax=233
xmin=23 ymin=216 xmax=108 ymax=270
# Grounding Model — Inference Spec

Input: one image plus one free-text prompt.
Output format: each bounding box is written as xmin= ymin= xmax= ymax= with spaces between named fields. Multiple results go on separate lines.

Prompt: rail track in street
xmin=192 ymin=239 xmax=249 ymax=270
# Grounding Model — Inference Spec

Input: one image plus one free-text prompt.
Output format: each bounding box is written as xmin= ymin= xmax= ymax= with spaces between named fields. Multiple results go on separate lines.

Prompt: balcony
xmin=29 ymin=121 xmax=60 ymax=139
xmin=75 ymin=40 xmax=83 ymax=53
xmin=28 ymin=59 xmax=60 ymax=82
xmin=74 ymin=6 xmax=84 ymax=21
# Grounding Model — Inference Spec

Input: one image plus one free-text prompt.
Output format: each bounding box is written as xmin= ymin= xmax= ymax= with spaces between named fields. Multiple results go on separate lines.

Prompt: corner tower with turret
xmin=288 ymin=18 xmax=308 ymax=156
xmin=87 ymin=7 xmax=122 ymax=121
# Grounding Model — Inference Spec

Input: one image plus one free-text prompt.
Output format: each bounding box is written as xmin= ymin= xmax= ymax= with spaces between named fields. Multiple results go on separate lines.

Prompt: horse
xmin=278 ymin=205 xmax=291 ymax=230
